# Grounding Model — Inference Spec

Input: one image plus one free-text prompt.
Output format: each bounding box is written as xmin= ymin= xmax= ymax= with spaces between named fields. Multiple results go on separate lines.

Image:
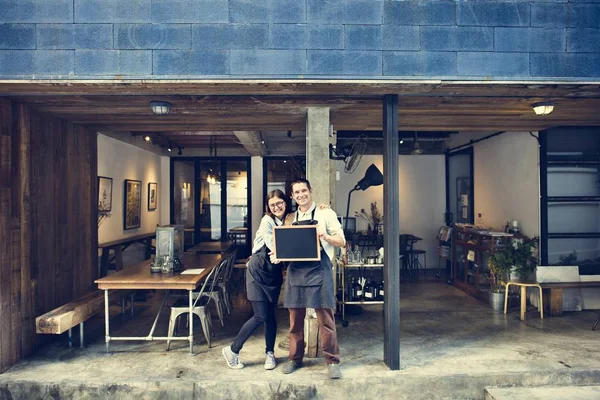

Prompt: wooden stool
xmin=504 ymin=281 xmax=544 ymax=321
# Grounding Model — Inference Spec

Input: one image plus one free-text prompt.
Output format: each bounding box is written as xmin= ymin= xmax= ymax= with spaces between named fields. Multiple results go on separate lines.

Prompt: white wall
xmin=336 ymin=155 xmax=446 ymax=269
xmin=160 ymin=157 xmax=171 ymax=226
xmin=97 ymin=134 xmax=166 ymax=243
xmin=445 ymin=131 xmax=540 ymax=237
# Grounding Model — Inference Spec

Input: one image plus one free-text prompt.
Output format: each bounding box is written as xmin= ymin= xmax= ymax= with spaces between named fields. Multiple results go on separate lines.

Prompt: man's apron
xmin=283 ymin=209 xmax=336 ymax=309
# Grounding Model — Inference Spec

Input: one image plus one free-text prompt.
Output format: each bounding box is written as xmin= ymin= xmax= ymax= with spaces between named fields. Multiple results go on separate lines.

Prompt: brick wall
xmin=0 ymin=0 xmax=599 ymax=79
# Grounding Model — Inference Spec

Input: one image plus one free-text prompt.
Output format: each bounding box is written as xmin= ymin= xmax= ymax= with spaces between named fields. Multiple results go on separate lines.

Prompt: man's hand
xmin=269 ymin=251 xmax=281 ymax=264
xmin=316 ymin=224 xmax=328 ymax=242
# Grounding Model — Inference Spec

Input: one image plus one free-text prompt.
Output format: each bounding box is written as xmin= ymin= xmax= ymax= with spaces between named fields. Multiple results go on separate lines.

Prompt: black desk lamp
xmin=344 ymin=164 xmax=384 ymax=233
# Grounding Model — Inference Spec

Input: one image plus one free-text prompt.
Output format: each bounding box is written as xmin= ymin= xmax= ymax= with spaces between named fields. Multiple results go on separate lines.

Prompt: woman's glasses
xmin=268 ymin=200 xmax=285 ymax=210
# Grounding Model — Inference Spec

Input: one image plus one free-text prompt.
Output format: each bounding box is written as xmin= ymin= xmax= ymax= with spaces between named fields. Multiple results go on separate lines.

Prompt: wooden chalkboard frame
xmin=273 ymin=225 xmax=321 ymax=262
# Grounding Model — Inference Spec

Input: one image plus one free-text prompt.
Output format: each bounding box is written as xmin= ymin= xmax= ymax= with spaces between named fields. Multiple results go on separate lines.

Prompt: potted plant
xmin=487 ymin=243 xmax=514 ymax=311
xmin=512 ymin=236 xmax=538 ymax=281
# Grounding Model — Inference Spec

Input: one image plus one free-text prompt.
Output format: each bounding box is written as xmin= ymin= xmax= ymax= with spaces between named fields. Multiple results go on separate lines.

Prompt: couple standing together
xmin=222 ymin=179 xmax=346 ymax=380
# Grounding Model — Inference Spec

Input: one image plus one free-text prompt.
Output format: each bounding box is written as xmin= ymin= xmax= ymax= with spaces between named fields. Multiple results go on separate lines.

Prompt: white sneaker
xmin=222 ymin=346 xmax=244 ymax=369
xmin=264 ymin=351 xmax=277 ymax=370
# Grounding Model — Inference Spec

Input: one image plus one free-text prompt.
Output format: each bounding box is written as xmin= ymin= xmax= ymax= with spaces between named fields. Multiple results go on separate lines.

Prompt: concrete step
xmin=485 ymin=385 xmax=600 ymax=400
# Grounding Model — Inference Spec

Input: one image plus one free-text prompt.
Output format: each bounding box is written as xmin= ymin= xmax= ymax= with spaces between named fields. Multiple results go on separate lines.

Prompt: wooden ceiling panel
xmin=2 ymin=81 xmax=600 ymax=148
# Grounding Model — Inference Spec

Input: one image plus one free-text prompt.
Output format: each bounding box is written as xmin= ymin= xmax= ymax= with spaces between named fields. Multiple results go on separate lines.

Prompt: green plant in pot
xmin=512 ymin=236 xmax=538 ymax=281
xmin=486 ymin=239 xmax=514 ymax=311
xmin=488 ymin=247 xmax=513 ymax=293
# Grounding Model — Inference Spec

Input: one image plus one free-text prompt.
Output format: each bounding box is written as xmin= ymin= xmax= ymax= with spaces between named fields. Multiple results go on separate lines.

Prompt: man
xmin=272 ymin=178 xmax=346 ymax=379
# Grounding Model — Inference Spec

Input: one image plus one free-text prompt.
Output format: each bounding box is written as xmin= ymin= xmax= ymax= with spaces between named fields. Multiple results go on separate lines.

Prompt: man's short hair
xmin=290 ymin=178 xmax=311 ymax=192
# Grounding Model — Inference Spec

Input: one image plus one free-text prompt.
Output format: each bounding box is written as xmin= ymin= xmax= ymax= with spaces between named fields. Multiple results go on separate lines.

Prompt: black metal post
xmin=383 ymin=94 xmax=400 ymax=370
xmin=539 ymin=131 xmax=548 ymax=265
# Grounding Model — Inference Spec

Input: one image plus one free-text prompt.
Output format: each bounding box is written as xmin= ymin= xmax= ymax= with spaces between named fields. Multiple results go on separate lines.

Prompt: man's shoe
xmin=327 ymin=364 xmax=342 ymax=379
xmin=264 ymin=351 xmax=277 ymax=370
xmin=282 ymin=360 xmax=302 ymax=374
xmin=222 ymin=346 xmax=244 ymax=369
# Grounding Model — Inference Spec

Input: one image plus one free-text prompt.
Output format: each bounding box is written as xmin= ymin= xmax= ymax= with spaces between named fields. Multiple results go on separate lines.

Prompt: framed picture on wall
xmin=124 ymin=179 xmax=142 ymax=230
xmin=148 ymin=182 xmax=158 ymax=211
xmin=98 ymin=176 xmax=113 ymax=212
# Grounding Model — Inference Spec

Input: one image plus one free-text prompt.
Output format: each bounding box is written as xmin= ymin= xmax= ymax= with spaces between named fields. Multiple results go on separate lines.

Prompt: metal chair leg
xmin=593 ymin=312 xmax=600 ymax=331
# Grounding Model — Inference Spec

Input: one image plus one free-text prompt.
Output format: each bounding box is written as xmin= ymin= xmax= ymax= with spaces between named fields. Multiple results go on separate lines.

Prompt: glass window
xmin=226 ymin=161 xmax=249 ymax=253
xmin=264 ymin=157 xmax=305 ymax=208
xmin=547 ymin=166 xmax=600 ymax=197
xmin=548 ymin=201 xmax=600 ymax=234
xmin=199 ymin=160 xmax=222 ymax=242
xmin=173 ymin=160 xmax=195 ymax=247
xmin=547 ymin=238 xmax=600 ymax=274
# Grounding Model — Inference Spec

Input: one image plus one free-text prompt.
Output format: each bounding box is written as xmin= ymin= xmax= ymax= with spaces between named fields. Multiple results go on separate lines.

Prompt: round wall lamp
xmin=150 ymin=101 xmax=172 ymax=115
xmin=532 ymin=102 xmax=554 ymax=116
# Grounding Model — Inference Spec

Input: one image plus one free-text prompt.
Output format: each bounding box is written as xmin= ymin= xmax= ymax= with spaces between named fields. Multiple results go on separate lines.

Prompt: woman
xmin=222 ymin=190 xmax=330 ymax=370
xmin=222 ymin=189 xmax=289 ymax=370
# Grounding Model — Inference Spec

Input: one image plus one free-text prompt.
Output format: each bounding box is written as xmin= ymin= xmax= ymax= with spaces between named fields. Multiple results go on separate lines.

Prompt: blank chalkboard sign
xmin=273 ymin=225 xmax=321 ymax=262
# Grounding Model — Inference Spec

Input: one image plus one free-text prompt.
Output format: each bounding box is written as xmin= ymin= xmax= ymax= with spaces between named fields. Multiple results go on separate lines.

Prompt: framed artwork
xmin=124 ymin=179 xmax=142 ymax=230
xmin=98 ymin=176 xmax=113 ymax=212
xmin=148 ymin=182 xmax=158 ymax=211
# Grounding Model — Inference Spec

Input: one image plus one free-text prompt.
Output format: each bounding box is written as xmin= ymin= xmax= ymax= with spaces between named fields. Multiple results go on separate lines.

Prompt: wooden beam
xmin=233 ymin=131 xmax=268 ymax=156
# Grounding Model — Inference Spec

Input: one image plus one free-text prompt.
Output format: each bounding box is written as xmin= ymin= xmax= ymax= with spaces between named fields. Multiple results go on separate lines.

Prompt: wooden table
xmin=95 ymin=253 xmax=223 ymax=354
xmin=187 ymin=241 xmax=234 ymax=254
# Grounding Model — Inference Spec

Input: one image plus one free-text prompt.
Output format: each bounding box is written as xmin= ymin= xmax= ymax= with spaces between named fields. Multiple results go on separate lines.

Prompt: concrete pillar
xmin=306 ymin=108 xmax=334 ymax=205
xmin=305 ymin=107 xmax=336 ymax=358
xmin=250 ymin=156 xmax=263 ymax=245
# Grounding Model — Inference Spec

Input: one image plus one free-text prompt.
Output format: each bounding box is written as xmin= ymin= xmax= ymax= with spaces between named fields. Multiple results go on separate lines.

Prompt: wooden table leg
xmin=549 ymin=288 xmax=563 ymax=317
xmin=520 ymin=285 xmax=526 ymax=321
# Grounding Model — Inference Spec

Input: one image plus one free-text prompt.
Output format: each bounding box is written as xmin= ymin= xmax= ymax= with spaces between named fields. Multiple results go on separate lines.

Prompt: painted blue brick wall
xmin=192 ymin=24 xmax=268 ymax=49
xmin=37 ymin=24 xmax=113 ymax=49
xmin=151 ymin=0 xmax=228 ymax=23
xmin=0 ymin=25 xmax=35 ymax=49
xmin=115 ymin=24 xmax=191 ymax=49
xmin=0 ymin=0 xmax=598 ymax=80
xmin=0 ymin=0 xmax=73 ymax=23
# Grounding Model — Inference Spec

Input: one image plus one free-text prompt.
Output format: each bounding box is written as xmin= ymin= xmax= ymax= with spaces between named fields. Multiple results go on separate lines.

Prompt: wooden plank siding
xmin=0 ymin=98 xmax=97 ymax=373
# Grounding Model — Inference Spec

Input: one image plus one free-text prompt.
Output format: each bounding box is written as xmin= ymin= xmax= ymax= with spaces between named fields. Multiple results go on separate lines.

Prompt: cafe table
xmin=95 ymin=253 xmax=223 ymax=354
xmin=186 ymin=241 xmax=234 ymax=254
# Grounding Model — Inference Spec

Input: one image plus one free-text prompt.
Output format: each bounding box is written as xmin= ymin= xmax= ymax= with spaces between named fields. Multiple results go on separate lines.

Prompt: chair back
xmin=224 ymin=249 xmax=237 ymax=282
xmin=192 ymin=264 xmax=219 ymax=307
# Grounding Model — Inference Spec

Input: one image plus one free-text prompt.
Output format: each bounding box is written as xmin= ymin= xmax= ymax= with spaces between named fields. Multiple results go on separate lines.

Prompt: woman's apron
xmin=283 ymin=209 xmax=336 ymax=309
xmin=245 ymin=217 xmax=283 ymax=303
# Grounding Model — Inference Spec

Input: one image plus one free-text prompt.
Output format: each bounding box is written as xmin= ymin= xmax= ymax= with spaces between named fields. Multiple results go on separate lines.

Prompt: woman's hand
xmin=269 ymin=251 xmax=281 ymax=264
xmin=318 ymin=203 xmax=331 ymax=210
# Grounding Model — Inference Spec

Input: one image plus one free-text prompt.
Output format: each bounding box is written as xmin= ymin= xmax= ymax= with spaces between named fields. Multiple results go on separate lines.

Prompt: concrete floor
xmin=1 ymin=276 xmax=600 ymax=399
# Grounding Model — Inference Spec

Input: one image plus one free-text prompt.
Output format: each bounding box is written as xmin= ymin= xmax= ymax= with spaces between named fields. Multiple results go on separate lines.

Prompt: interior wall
xmin=446 ymin=131 xmax=540 ymax=237
xmin=336 ymin=155 xmax=446 ymax=268
xmin=0 ymin=99 xmax=97 ymax=373
xmin=97 ymin=134 xmax=162 ymax=243
xmin=160 ymin=156 xmax=171 ymax=226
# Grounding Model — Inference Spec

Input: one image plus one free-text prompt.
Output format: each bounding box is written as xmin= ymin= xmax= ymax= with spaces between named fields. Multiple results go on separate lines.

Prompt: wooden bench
xmin=98 ymin=232 xmax=155 ymax=277
xmin=36 ymin=290 xmax=134 ymax=348
xmin=540 ymin=281 xmax=600 ymax=317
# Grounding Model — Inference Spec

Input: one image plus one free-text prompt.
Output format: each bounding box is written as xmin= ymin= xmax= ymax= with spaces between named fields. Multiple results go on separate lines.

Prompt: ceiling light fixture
xmin=144 ymin=135 xmax=151 ymax=142
xmin=167 ymin=142 xmax=173 ymax=152
xmin=532 ymin=102 xmax=554 ymax=116
xmin=150 ymin=101 xmax=172 ymax=115
xmin=411 ymin=132 xmax=423 ymax=155
xmin=177 ymin=146 xmax=183 ymax=156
